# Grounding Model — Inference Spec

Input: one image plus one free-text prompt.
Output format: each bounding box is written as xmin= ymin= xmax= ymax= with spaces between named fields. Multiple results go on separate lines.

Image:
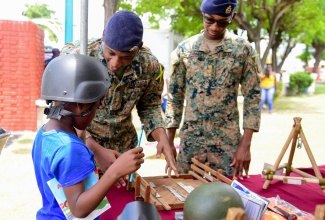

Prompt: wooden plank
xmin=191 ymin=157 xmax=232 ymax=184
xmin=188 ymin=171 xmax=208 ymax=183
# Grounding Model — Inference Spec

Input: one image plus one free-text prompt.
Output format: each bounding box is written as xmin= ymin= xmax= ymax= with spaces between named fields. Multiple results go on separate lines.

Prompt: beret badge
xmin=225 ymin=5 xmax=232 ymax=14
xmin=129 ymin=46 xmax=138 ymax=52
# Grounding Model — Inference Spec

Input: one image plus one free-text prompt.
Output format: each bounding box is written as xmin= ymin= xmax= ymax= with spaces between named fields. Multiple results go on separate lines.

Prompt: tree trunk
xmin=312 ymin=41 xmax=325 ymax=73
xmin=234 ymin=0 xmax=300 ymax=71
xmin=104 ymin=0 xmax=119 ymax=28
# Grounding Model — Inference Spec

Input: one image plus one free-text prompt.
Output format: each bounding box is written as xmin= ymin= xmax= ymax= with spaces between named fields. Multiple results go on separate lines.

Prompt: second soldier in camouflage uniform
xmin=165 ymin=0 xmax=261 ymax=177
xmin=61 ymin=11 xmax=178 ymax=181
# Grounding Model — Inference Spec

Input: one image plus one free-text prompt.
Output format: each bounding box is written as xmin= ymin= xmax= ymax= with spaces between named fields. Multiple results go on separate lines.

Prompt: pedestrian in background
xmin=161 ymin=76 xmax=169 ymax=113
xmin=260 ymin=64 xmax=277 ymax=113
xmin=44 ymin=48 xmax=60 ymax=68
xmin=165 ymin=0 xmax=261 ymax=179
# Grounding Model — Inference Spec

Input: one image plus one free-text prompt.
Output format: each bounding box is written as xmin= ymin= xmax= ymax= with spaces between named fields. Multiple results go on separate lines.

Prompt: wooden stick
xmin=155 ymin=196 xmax=172 ymax=210
xmin=190 ymin=164 xmax=218 ymax=182
xmin=299 ymin=128 xmax=322 ymax=178
xmin=139 ymin=178 xmax=160 ymax=197
xmin=262 ymin=174 xmax=321 ymax=184
xmin=291 ymin=167 xmax=318 ymax=179
xmin=144 ymin=184 xmax=151 ymax=203
xmin=134 ymin=175 xmax=141 ymax=198
xmin=263 ymin=124 xmax=297 ymax=189
xmin=315 ymin=204 xmax=325 ymax=220
xmin=191 ymin=157 xmax=232 ymax=184
xmin=188 ymin=171 xmax=209 ymax=183
xmin=226 ymin=207 xmax=246 ymax=220
xmin=286 ymin=118 xmax=300 ymax=175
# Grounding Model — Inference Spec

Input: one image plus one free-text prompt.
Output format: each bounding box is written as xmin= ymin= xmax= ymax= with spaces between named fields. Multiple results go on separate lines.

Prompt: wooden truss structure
xmin=262 ymin=117 xmax=325 ymax=196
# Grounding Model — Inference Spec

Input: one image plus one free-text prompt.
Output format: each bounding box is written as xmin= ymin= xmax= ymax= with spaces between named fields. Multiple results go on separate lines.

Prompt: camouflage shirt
xmin=166 ymin=30 xmax=261 ymax=147
xmin=61 ymin=38 xmax=165 ymax=152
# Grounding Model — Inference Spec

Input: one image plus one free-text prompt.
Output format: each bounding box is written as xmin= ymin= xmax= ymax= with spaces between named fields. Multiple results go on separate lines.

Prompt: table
xmin=101 ymin=166 xmax=325 ymax=219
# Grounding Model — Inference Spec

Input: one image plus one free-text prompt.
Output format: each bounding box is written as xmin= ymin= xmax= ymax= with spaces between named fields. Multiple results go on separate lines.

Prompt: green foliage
xmin=22 ymin=3 xmax=55 ymax=18
xmin=118 ymin=0 xmax=203 ymax=38
xmin=288 ymin=72 xmax=314 ymax=95
xmin=296 ymin=45 xmax=312 ymax=64
xmin=22 ymin=3 xmax=59 ymax=42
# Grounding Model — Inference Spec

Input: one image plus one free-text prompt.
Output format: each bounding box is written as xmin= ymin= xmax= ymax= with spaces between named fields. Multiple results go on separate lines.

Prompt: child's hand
xmin=111 ymin=147 xmax=145 ymax=178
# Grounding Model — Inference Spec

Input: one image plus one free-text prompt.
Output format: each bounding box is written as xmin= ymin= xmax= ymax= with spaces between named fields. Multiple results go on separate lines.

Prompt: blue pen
xmin=129 ymin=123 xmax=144 ymax=183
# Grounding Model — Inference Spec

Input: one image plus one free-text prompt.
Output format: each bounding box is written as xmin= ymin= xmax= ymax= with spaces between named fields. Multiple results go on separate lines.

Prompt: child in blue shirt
xmin=32 ymin=54 xmax=144 ymax=219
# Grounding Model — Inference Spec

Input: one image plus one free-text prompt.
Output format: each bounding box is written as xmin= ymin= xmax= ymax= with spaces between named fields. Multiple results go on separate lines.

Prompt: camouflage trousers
xmin=176 ymin=139 xmax=238 ymax=176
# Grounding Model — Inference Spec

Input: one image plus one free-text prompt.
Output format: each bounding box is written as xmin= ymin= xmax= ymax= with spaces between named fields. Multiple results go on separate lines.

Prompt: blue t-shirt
xmin=32 ymin=127 xmax=96 ymax=219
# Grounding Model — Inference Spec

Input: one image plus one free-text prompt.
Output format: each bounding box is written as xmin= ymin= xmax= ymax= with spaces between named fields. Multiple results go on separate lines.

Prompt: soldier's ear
xmin=138 ymin=42 xmax=143 ymax=49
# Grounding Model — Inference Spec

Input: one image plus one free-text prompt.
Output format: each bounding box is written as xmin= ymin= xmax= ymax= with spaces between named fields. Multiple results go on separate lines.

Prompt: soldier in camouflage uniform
xmin=61 ymin=11 xmax=178 ymax=183
xmin=165 ymin=0 xmax=261 ymax=178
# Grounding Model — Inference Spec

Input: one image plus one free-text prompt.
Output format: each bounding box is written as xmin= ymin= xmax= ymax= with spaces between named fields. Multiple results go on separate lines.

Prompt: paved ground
xmin=1 ymin=94 xmax=325 ymax=219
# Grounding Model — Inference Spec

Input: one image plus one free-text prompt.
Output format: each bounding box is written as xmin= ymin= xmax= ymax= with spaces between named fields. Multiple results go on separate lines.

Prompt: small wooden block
xmin=226 ymin=207 xmax=246 ymax=220
xmin=315 ymin=204 xmax=325 ymax=220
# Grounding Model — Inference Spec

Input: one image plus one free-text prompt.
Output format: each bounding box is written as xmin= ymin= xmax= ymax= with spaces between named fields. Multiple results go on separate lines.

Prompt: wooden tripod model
xmin=262 ymin=117 xmax=325 ymax=195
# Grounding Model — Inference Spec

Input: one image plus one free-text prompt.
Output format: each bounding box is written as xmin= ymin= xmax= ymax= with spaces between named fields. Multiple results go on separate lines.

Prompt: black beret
xmin=104 ymin=10 xmax=143 ymax=52
xmin=200 ymin=0 xmax=237 ymax=17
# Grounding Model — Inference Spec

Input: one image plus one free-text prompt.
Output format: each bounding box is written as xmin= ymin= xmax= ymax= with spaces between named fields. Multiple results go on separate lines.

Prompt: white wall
xmin=143 ymin=29 xmax=183 ymax=74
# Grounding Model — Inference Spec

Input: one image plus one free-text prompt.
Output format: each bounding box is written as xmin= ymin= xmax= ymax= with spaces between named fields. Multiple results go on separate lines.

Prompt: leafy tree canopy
xmin=22 ymin=3 xmax=59 ymax=42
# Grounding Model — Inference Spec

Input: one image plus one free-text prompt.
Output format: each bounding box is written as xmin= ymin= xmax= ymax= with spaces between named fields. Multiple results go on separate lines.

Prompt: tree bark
xmin=312 ymin=41 xmax=325 ymax=73
xmin=234 ymin=0 xmax=301 ymax=70
xmin=104 ymin=0 xmax=119 ymax=28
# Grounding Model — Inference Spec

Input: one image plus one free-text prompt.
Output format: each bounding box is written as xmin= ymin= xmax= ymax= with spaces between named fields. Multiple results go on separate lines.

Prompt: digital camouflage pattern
xmin=165 ymin=30 xmax=261 ymax=176
xmin=61 ymin=39 xmax=165 ymax=152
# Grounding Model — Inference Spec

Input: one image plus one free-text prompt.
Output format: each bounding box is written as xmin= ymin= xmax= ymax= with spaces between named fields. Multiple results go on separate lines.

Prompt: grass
xmin=314 ymin=83 xmax=325 ymax=94
xmin=12 ymin=148 xmax=32 ymax=155
xmin=273 ymin=82 xmax=325 ymax=112
xmin=273 ymin=96 xmax=303 ymax=112
xmin=17 ymin=138 xmax=34 ymax=144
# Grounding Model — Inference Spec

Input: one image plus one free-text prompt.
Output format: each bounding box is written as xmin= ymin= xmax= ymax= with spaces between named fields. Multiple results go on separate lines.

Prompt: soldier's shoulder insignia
xmin=155 ymin=64 xmax=164 ymax=83
xmin=251 ymin=51 xmax=260 ymax=64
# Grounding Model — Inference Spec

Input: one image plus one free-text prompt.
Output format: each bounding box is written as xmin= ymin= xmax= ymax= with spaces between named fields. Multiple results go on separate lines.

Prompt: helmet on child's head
xmin=41 ymin=54 xmax=110 ymax=104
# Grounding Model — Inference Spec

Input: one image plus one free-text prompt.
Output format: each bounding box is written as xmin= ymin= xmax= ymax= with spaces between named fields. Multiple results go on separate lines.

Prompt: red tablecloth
xmin=101 ymin=166 xmax=325 ymax=220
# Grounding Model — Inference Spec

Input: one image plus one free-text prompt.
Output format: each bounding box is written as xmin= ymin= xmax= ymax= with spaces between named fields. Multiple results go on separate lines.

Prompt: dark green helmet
xmin=184 ymin=182 xmax=244 ymax=220
xmin=41 ymin=54 xmax=110 ymax=104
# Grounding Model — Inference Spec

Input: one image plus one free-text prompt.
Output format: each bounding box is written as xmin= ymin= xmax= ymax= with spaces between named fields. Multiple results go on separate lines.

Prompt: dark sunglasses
xmin=203 ymin=14 xmax=232 ymax=28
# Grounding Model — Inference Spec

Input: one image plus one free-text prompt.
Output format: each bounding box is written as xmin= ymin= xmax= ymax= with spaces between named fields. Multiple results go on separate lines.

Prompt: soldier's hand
xmin=230 ymin=145 xmax=251 ymax=180
xmin=156 ymin=139 xmax=179 ymax=177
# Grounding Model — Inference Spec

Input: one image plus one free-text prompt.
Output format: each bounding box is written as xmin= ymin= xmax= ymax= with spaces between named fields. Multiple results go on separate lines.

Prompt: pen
xmin=129 ymin=123 xmax=144 ymax=183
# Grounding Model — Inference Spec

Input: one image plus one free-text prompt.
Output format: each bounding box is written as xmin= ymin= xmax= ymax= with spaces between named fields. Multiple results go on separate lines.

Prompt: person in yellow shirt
xmin=260 ymin=64 xmax=277 ymax=113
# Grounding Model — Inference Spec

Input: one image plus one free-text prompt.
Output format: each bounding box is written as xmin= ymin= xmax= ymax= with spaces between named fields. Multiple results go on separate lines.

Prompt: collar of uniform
xmin=197 ymin=32 xmax=210 ymax=53
xmin=222 ymin=30 xmax=233 ymax=53
xmin=197 ymin=30 xmax=233 ymax=53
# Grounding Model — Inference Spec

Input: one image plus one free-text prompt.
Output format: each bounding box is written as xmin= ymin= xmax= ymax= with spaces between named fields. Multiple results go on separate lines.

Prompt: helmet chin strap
xmin=44 ymin=102 xmax=79 ymax=120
